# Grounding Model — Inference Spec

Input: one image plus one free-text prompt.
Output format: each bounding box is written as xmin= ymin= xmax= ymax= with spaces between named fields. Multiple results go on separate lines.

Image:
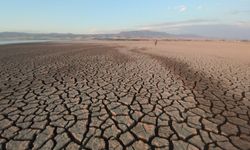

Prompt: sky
xmin=0 ymin=0 xmax=250 ymax=39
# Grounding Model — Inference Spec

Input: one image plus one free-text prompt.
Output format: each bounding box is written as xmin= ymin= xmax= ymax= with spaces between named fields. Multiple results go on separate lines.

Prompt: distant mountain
xmin=0 ymin=32 xmax=88 ymax=40
xmin=118 ymin=30 xmax=172 ymax=38
xmin=116 ymin=30 xmax=201 ymax=39
xmin=0 ymin=30 xmax=202 ymax=41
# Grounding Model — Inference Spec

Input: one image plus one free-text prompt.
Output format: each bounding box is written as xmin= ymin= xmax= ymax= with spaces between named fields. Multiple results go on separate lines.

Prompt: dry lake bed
xmin=0 ymin=41 xmax=250 ymax=150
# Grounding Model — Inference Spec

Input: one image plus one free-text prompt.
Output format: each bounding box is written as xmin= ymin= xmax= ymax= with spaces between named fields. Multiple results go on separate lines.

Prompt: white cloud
xmin=137 ymin=19 xmax=217 ymax=31
xmin=135 ymin=20 xmax=250 ymax=40
xmin=178 ymin=5 xmax=187 ymax=12
xmin=234 ymin=21 xmax=250 ymax=27
xmin=230 ymin=10 xmax=250 ymax=15
xmin=197 ymin=5 xmax=203 ymax=10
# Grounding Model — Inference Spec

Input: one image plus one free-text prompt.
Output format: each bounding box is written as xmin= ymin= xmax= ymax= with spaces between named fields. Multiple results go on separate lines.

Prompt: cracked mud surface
xmin=0 ymin=42 xmax=250 ymax=150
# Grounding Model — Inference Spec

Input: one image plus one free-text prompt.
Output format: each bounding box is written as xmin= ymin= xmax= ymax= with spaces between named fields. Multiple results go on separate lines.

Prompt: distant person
xmin=154 ymin=40 xmax=158 ymax=46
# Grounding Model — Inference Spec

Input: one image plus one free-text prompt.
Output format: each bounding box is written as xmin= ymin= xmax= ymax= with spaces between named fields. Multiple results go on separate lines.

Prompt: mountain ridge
xmin=0 ymin=30 xmax=202 ymax=41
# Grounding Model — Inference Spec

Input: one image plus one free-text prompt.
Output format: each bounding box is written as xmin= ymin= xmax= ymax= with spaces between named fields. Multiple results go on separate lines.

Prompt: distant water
xmin=0 ymin=40 xmax=51 ymax=45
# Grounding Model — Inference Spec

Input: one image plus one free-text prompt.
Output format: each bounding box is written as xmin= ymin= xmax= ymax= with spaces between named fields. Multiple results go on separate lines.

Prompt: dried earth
xmin=0 ymin=41 xmax=250 ymax=150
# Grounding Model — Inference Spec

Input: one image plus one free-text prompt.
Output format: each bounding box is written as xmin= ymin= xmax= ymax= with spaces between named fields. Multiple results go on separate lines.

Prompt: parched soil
xmin=0 ymin=42 xmax=249 ymax=150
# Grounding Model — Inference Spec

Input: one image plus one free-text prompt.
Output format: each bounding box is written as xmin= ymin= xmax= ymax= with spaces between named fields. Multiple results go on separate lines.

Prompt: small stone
xmin=103 ymin=125 xmax=120 ymax=139
xmin=120 ymin=96 xmax=134 ymax=105
xmin=0 ymin=119 xmax=12 ymax=130
xmin=109 ymin=139 xmax=123 ymax=150
xmin=158 ymin=126 xmax=173 ymax=138
xmin=230 ymin=136 xmax=250 ymax=150
xmin=14 ymin=129 xmax=39 ymax=140
xmin=217 ymin=141 xmax=238 ymax=150
xmin=173 ymin=122 xmax=197 ymax=139
xmin=242 ymin=98 xmax=250 ymax=107
xmin=69 ymin=120 xmax=87 ymax=142
xmin=54 ymin=132 xmax=70 ymax=150
xmin=173 ymin=140 xmax=198 ymax=150
xmin=142 ymin=115 xmax=156 ymax=124
xmin=208 ymin=143 xmax=223 ymax=150
xmin=66 ymin=142 xmax=80 ymax=150
xmin=184 ymin=96 xmax=197 ymax=104
xmin=220 ymin=122 xmax=238 ymax=136
xmin=202 ymin=119 xmax=218 ymax=133
xmin=152 ymin=137 xmax=169 ymax=148
xmin=188 ymin=135 xmax=205 ymax=148
xmin=6 ymin=140 xmax=29 ymax=150
xmin=132 ymin=140 xmax=149 ymax=150
xmin=31 ymin=120 xmax=47 ymax=129
xmin=2 ymin=126 xmax=19 ymax=139
xmin=86 ymin=137 xmax=105 ymax=149
xmin=16 ymin=122 xmax=32 ymax=128
xmin=187 ymin=116 xmax=201 ymax=129
xmin=191 ymin=108 xmax=211 ymax=118
xmin=200 ymin=130 xmax=212 ymax=143
xmin=132 ymin=123 xmax=155 ymax=141
xmin=210 ymin=132 xmax=228 ymax=142
xmin=228 ymin=117 xmax=248 ymax=128
xmin=120 ymin=132 xmax=135 ymax=145
xmin=33 ymin=126 xmax=54 ymax=149
xmin=166 ymin=110 xmax=184 ymax=122
xmin=40 ymin=139 xmax=54 ymax=150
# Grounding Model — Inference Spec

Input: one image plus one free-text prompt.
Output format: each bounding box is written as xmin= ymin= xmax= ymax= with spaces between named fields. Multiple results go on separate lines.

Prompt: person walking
xmin=154 ymin=40 xmax=158 ymax=46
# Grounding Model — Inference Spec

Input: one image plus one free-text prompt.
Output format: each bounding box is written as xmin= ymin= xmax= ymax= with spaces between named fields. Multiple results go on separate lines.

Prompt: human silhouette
xmin=154 ymin=40 xmax=158 ymax=46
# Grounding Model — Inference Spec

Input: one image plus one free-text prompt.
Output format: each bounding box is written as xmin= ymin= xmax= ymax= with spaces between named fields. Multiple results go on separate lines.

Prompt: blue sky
xmin=0 ymin=0 xmax=250 ymax=39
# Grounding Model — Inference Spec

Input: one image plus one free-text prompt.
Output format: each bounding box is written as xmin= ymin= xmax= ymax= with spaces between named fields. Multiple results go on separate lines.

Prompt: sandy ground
xmin=0 ymin=41 xmax=249 ymax=150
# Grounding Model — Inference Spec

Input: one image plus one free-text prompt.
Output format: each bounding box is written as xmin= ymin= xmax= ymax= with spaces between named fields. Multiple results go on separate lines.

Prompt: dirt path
xmin=0 ymin=43 xmax=249 ymax=150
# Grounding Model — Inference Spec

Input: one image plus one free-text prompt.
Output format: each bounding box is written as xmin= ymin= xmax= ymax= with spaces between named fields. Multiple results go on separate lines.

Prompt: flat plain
xmin=0 ymin=40 xmax=250 ymax=150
